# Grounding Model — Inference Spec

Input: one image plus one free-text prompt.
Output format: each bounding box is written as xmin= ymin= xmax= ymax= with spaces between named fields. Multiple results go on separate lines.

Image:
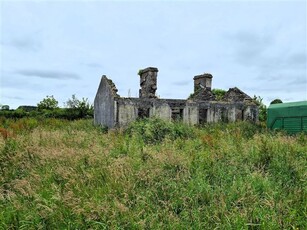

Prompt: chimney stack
xmin=138 ymin=67 xmax=158 ymax=98
xmin=193 ymin=73 xmax=213 ymax=93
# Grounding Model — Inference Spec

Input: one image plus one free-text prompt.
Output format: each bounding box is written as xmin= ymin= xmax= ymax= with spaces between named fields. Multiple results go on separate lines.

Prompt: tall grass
xmin=0 ymin=118 xmax=306 ymax=229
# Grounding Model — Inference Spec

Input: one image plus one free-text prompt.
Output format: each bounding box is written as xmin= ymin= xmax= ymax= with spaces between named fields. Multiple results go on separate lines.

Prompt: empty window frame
xmin=199 ymin=108 xmax=208 ymax=124
xmin=138 ymin=108 xmax=150 ymax=119
xmin=171 ymin=108 xmax=184 ymax=121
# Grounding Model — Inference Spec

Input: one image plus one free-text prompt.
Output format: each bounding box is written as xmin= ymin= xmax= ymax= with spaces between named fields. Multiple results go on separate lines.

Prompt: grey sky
xmin=1 ymin=0 xmax=306 ymax=109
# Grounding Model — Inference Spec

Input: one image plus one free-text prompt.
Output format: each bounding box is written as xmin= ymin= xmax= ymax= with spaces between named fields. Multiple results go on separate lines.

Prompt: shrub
xmin=212 ymin=88 xmax=226 ymax=100
xmin=270 ymin=99 xmax=283 ymax=104
xmin=17 ymin=106 xmax=37 ymax=112
xmin=253 ymin=95 xmax=267 ymax=122
xmin=126 ymin=117 xmax=195 ymax=144
xmin=37 ymin=95 xmax=59 ymax=110
xmin=64 ymin=95 xmax=93 ymax=118
xmin=1 ymin=105 xmax=10 ymax=110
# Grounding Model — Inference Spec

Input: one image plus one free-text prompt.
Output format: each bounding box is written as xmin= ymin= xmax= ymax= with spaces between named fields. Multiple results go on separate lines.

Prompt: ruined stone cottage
xmin=94 ymin=67 xmax=258 ymax=128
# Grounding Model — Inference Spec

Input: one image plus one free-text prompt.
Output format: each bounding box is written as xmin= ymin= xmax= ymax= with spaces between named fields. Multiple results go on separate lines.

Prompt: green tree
xmin=65 ymin=94 xmax=93 ymax=118
xmin=270 ymin=99 xmax=283 ymax=104
xmin=1 ymin=105 xmax=10 ymax=110
xmin=212 ymin=89 xmax=226 ymax=100
xmin=253 ymin=95 xmax=267 ymax=123
xmin=37 ymin=95 xmax=59 ymax=110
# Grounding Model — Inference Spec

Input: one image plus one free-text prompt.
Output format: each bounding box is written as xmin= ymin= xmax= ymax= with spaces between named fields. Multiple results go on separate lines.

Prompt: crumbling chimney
xmin=138 ymin=67 xmax=158 ymax=98
xmin=193 ymin=73 xmax=213 ymax=93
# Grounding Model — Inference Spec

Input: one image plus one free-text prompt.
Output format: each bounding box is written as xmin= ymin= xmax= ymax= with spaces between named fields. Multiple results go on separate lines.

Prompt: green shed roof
xmin=268 ymin=101 xmax=307 ymax=109
xmin=267 ymin=101 xmax=307 ymax=133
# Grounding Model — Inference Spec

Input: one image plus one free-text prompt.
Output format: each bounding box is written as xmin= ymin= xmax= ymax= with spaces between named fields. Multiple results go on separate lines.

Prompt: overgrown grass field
xmin=0 ymin=118 xmax=306 ymax=229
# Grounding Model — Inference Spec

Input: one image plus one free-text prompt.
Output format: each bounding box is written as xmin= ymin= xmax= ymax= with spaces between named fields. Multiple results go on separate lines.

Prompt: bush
xmin=253 ymin=95 xmax=267 ymax=122
xmin=212 ymin=89 xmax=226 ymax=100
xmin=270 ymin=99 xmax=283 ymax=104
xmin=126 ymin=117 xmax=195 ymax=144
xmin=0 ymin=108 xmax=93 ymax=120
xmin=65 ymin=95 xmax=93 ymax=118
xmin=37 ymin=95 xmax=59 ymax=110
xmin=1 ymin=105 xmax=10 ymax=110
xmin=17 ymin=106 xmax=37 ymax=112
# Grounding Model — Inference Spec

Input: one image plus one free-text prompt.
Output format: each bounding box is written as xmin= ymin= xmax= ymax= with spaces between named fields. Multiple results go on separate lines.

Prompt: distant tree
xmin=65 ymin=94 xmax=79 ymax=109
xmin=17 ymin=105 xmax=37 ymax=112
xmin=1 ymin=105 xmax=10 ymax=110
xmin=37 ymin=95 xmax=59 ymax=110
xmin=253 ymin=95 xmax=267 ymax=122
xmin=212 ymin=89 xmax=226 ymax=101
xmin=65 ymin=94 xmax=93 ymax=118
xmin=270 ymin=99 xmax=283 ymax=104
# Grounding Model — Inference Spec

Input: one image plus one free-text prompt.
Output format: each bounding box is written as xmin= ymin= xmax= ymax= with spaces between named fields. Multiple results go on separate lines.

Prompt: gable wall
xmin=94 ymin=77 xmax=116 ymax=128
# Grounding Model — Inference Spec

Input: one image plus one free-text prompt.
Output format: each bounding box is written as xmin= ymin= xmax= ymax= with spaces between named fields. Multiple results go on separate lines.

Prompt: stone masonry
xmin=139 ymin=67 xmax=158 ymax=98
xmin=94 ymin=67 xmax=259 ymax=128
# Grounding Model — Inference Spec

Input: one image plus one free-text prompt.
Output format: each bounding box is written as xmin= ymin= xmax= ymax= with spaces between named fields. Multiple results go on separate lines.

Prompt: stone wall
xmin=94 ymin=67 xmax=259 ymax=128
xmin=95 ymin=88 xmax=258 ymax=128
xmin=116 ymin=98 xmax=187 ymax=127
xmin=117 ymin=100 xmax=138 ymax=127
xmin=223 ymin=87 xmax=252 ymax=102
xmin=183 ymin=103 xmax=199 ymax=125
xmin=150 ymin=102 xmax=172 ymax=121
xmin=197 ymin=102 xmax=258 ymax=123
xmin=94 ymin=76 xmax=117 ymax=128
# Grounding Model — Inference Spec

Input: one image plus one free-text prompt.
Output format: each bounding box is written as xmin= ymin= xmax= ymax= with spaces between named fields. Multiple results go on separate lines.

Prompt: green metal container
xmin=267 ymin=101 xmax=307 ymax=134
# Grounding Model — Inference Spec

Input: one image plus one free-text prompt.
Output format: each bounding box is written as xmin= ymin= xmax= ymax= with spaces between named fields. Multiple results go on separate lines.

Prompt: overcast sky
xmin=1 ymin=0 xmax=306 ymax=109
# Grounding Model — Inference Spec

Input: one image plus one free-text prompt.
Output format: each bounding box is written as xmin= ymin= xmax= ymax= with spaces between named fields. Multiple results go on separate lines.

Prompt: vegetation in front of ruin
xmin=253 ymin=95 xmax=267 ymax=123
xmin=0 ymin=117 xmax=306 ymax=229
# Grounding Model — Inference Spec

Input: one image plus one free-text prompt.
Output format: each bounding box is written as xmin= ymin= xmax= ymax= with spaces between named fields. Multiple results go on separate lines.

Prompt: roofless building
xmin=94 ymin=67 xmax=258 ymax=128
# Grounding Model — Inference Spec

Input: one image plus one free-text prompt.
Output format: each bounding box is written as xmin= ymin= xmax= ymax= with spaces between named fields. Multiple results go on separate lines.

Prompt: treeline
xmin=0 ymin=95 xmax=93 ymax=120
xmin=0 ymin=108 xmax=93 ymax=120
